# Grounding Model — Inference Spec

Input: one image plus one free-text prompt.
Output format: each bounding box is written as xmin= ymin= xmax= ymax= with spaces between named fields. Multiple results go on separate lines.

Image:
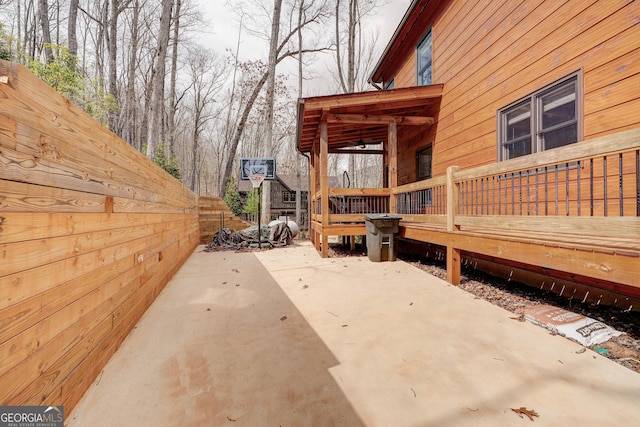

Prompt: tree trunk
xmin=68 ymin=0 xmax=78 ymax=56
xmin=124 ymin=0 xmax=140 ymax=149
xmin=146 ymin=0 xmax=173 ymax=160
xmin=108 ymin=0 xmax=119 ymax=132
xmin=168 ymin=0 xmax=182 ymax=156
xmin=38 ymin=0 xmax=53 ymax=62
xmin=191 ymin=109 xmax=200 ymax=191
xmin=261 ymin=0 xmax=283 ymax=225
xmin=220 ymin=70 xmax=269 ymax=197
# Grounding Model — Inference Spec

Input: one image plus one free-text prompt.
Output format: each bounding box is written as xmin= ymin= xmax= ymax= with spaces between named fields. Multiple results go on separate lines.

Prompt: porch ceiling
xmin=296 ymin=85 xmax=443 ymax=153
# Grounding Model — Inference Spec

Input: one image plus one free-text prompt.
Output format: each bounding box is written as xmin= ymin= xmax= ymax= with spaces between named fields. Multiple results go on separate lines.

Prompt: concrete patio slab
xmin=68 ymin=241 xmax=640 ymax=426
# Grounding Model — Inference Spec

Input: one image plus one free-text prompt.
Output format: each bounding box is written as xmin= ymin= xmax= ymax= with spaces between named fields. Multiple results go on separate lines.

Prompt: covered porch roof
xmin=296 ymin=85 xmax=443 ymax=153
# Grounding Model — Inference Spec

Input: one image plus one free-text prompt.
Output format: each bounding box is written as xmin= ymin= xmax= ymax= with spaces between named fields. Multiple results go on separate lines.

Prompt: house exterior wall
xmin=388 ymin=0 xmax=640 ymax=184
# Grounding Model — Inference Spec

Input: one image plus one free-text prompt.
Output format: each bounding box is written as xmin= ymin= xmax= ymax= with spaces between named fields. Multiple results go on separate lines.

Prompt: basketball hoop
xmin=248 ymin=173 xmax=265 ymax=188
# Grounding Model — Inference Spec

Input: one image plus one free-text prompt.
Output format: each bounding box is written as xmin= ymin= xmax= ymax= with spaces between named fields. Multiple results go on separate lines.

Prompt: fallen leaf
xmin=280 ymin=316 xmax=287 ymax=321
xmin=511 ymin=407 xmax=539 ymax=421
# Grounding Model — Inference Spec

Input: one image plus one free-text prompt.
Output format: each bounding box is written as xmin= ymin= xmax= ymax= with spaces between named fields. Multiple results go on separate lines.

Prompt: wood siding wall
xmin=392 ymin=0 xmax=640 ymax=184
xmin=0 ymin=61 xmax=199 ymax=411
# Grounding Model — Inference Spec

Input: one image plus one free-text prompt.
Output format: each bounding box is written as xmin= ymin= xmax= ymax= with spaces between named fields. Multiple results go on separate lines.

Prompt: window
xmin=282 ymin=191 xmax=296 ymax=203
xmin=499 ymin=73 xmax=581 ymax=160
xmin=385 ymin=78 xmax=394 ymax=90
xmin=416 ymin=145 xmax=433 ymax=180
xmin=417 ymin=30 xmax=432 ymax=86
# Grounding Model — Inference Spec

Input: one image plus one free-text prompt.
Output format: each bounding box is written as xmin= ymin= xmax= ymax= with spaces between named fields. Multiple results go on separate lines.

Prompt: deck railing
xmin=313 ymin=188 xmax=391 ymax=223
xmin=312 ymin=129 xmax=640 ymax=236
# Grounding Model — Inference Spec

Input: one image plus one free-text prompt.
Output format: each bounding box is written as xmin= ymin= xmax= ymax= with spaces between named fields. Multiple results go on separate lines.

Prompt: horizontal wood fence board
xmin=0 ymin=217 xmax=189 ymax=277
xmin=0 ymin=74 xmax=193 ymax=209
xmin=0 ymin=180 xmax=107 ymax=213
xmin=0 ymin=223 xmax=194 ymax=377
xmin=0 ymin=60 xmax=199 ymax=410
xmin=0 ymin=140 xmax=193 ymax=210
xmin=0 ymin=217 xmax=195 ymax=302
xmin=1 ymin=227 xmax=198 ymax=406
xmin=0 ymin=212 xmax=193 ymax=244
xmin=0 ymin=255 xmax=134 ymax=346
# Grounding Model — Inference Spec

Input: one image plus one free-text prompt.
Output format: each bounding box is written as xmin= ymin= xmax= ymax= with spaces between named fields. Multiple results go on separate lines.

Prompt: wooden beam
xmin=400 ymin=226 xmax=639 ymax=288
xmin=320 ymin=119 xmax=329 ymax=258
xmin=310 ymin=142 xmax=317 ymax=245
xmin=331 ymin=149 xmax=385 ymax=155
xmin=302 ymin=84 xmax=444 ymax=110
xmin=326 ymin=113 xmax=434 ymax=126
xmin=389 ymin=120 xmax=398 ymax=213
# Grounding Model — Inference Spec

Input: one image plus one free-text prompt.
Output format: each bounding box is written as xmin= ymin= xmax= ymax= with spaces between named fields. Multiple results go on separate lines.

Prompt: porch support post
xmin=447 ymin=246 xmax=461 ymax=285
xmin=309 ymin=143 xmax=317 ymax=246
xmin=388 ymin=120 xmax=398 ymax=213
xmin=446 ymin=166 xmax=461 ymax=285
xmin=320 ymin=119 xmax=329 ymax=258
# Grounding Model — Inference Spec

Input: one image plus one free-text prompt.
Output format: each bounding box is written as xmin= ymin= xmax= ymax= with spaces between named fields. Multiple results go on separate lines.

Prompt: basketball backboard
xmin=240 ymin=158 xmax=276 ymax=180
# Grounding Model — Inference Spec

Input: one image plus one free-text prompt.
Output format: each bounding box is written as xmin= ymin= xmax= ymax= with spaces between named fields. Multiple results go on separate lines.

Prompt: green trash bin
xmin=364 ymin=214 xmax=402 ymax=262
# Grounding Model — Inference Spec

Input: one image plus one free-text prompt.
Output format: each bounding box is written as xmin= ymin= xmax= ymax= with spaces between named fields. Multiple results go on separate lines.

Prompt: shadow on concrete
xmin=68 ymin=249 xmax=364 ymax=427
xmin=177 ymin=250 xmax=365 ymax=426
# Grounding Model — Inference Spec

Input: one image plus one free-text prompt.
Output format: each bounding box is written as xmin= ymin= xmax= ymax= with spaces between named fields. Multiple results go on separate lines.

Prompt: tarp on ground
xmin=205 ymin=222 xmax=293 ymax=251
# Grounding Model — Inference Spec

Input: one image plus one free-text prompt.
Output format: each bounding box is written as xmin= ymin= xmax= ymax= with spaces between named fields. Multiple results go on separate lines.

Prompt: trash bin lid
xmin=364 ymin=213 xmax=403 ymax=221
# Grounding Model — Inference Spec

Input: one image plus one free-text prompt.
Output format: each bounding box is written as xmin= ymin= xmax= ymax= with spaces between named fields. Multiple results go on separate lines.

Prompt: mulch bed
xmin=328 ymin=243 xmax=640 ymax=374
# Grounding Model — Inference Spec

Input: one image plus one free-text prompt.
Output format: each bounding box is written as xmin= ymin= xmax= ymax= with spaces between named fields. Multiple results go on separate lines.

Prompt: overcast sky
xmin=199 ymin=0 xmax=412 ymax=96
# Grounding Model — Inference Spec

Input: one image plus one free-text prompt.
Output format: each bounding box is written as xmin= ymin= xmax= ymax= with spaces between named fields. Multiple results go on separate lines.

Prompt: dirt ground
xmin=327 ymin=243 xmax=640 ymax=374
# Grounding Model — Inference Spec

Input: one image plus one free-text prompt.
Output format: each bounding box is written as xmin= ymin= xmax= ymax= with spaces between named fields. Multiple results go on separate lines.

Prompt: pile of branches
xmin=204 ymin=222 xmax=293 ymax=252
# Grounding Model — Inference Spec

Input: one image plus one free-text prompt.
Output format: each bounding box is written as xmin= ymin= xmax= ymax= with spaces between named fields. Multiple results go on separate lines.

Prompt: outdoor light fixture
xmin=358 ymin=129 xmax=366 ymax=149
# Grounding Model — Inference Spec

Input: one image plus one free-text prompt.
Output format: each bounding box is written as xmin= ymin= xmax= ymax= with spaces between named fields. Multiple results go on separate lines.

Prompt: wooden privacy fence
xmin=0 ymin=61 xmax=199 ymax=410
xmin=198 ymin=196 xmax=250 ymax=244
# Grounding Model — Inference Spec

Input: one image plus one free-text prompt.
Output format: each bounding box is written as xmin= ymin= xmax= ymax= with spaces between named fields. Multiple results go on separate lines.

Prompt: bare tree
xmin=167 ymin=0 xmax=182 ymax=156
xmin=68 ymin=0 xmax=78 ymax=56
xmin=333 ymin=0 xmax=383 ymax=187
xmin=219 ymin=0 xmax=331 ymax=197
xmin=107 ymin=0 xmax=133 ymax=132
xmin=183 ymin=45 xmax=226 ymax=191
xmin=145 ymin=0 xmax=173 ymax=159
xmin=38 ymin=0 xmax=53 ymax=62
xmin=121 ymin=0 xmax=142 ymax=148
xmin=260 ymin=0 xmax=283 ymax=223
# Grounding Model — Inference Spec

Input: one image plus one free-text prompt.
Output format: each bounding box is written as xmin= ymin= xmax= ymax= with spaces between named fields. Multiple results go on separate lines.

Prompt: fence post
xmin=446 ymin=166 xmax=461 ymax=285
